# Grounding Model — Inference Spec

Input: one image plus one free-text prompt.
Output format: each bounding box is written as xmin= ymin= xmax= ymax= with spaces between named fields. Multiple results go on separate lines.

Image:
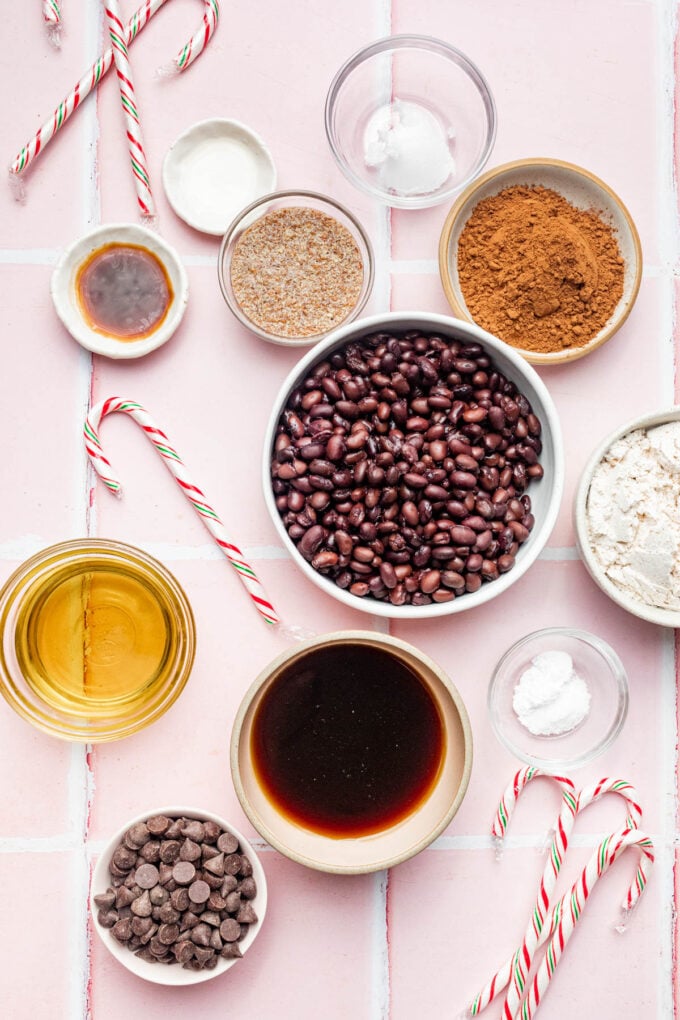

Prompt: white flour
xmin=512 ymin=650 xmax=591 ymax=736
xmin=586 ymin=421 xmax=680 ymax=610
xmin=363 ymin=100 xmax=455 ymax=196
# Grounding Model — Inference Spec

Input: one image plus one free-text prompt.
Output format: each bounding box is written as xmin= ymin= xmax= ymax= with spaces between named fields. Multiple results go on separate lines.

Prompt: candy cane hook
xmin=84 ymin=397 xmax=279 ymax=627
xmin=42 ymin=0 xmax=62 ymax=48
xmin=11 ymin=0 xmax=219 ymax=178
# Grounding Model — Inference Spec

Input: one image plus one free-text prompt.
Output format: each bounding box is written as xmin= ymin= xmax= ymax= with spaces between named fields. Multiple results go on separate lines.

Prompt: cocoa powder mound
xmin=456 ymin=185 xmax=625 ymax=354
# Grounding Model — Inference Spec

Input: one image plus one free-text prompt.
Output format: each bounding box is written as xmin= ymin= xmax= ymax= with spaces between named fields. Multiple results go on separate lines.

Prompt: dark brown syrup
xmin=76 ymin=243 xmax=172 ymax=340
xmin=251 ymin=643 xmax=444 ymax=838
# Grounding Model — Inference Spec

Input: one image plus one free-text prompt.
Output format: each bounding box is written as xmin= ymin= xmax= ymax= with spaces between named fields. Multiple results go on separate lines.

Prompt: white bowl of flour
xmin=575 ymin=407 xmax=680 ymax=627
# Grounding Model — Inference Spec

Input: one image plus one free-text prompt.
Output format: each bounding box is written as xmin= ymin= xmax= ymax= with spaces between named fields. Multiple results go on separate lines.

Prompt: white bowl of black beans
xmin=91 ymin=807 xmax=267 ymax=985
xmin=264 ymin=311 xmax=564 ymax=617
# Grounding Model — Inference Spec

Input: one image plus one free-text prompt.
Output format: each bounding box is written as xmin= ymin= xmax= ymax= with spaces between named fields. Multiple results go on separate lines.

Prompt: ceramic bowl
xmin=438 ymin=158 xmax=642 ymax=365
xmin=51 ymin=223 xmax=189 ymax=359
xmin=218 ymin=189 xmax=374 ymax=346
xmin=488 ymin=628 xmax=628 ymax=771
xmin=574 ymin=406 xmax=680 ymax=627
xmin=230 ymin=631 xmax=473 ymax=874
xmin=325 ymin=34 xmax=496 ymax=208
xmin=162 ymin=118 xmax=276 ymax=235
xmin=90 ymin=806 xmax=267 ymax=985
xmin=263 ymin=311 xmax=564 ymax=618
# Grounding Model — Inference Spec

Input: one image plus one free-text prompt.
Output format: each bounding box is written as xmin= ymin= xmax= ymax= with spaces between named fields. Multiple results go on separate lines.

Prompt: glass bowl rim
xmin=324 ymin=33 xmax=498 ymax=209
xmin=217 ymin=188 xmax=375 ymax=346
xmin=0 ymin=537 xmax=196 ymax=742
xmin=487 ymin=626 xmax=629 ymax=770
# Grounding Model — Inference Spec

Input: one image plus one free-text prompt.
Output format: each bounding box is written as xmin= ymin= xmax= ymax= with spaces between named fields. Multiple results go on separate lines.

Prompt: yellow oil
xmin=14 ymin=558 xmax=175 ymax=719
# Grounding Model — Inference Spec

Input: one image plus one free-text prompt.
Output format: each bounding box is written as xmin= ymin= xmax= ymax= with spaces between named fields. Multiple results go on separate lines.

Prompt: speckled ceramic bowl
xmin=574 ymin=407 xmax=680 ymax=627
xmin=439 ymin=158 xmax=642 ymax=365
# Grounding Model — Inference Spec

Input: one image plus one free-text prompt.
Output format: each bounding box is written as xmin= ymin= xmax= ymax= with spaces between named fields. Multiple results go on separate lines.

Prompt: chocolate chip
xmin=190 ymin=923 xmax=212 ymax=947
xmin=239 ymin=877 xmax=257 ymax=900
xmin=216 ymin=833 xmax=239 ymax=854
xmin=188 ymin=880 xmax=211 ymax=905
xmin=159 ymin=840 xmax=181 ymax=864
xmin=219 ymin=918 xmax=241 ymax=942
xmin=224 ymin=854 xmax=242 ymax=876
xmin=225 ymin=891 xmax=241 ymax=913
xmin=203 ymin=853 xmax=225 ymax=877
xmin=112 ymin=918 xmax=133 ymax=942
xmin=149 ymin=886 xmax=167 ymax=906
xmin=220 ymin=942 xmax=242 ymax=959
xmin=202 ymin=821 xmax=221 ymax=844
xmin=126 ymin=823 xmax=151 ymax=848
xmin=172 ymin=862 xmax=196 ymax=886
xmin=180 ymin=821 xmax=205 ymax=843
xmin=158 ymin=923 xmax=180 ymax=945
xmin=146 ymin=815 xmax=170 ymax=837
xmin=130 ymin=890 xmax=153 ymax=918
xmin=158 ymin=903 xmax=180 ymax=924
xmin=179 ymin=838 xmax=201 ymax=863
xmin=111 ymin=846 xmax=136 ymax=871
xmin=173 ymin=941 xmax=194 ymax=964
xmin=93 ymin=890 xmax=116 ymax=910
xmin=134 ymin=864 xmax=160 ymax=889
xmin=114 ymin=887 xmax=136 ymax=909
xmin=170 ymin=888 xmax=190 ymax=912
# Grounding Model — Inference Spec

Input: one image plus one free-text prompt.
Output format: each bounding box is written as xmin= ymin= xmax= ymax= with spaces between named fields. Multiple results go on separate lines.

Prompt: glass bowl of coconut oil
xmin=0 ymin=539 xmax=195 ymax=742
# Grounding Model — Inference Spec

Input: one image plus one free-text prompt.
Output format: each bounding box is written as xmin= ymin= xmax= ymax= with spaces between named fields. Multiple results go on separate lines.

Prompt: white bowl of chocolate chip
xmin=91 ymin=807 xmax=267 ymax=985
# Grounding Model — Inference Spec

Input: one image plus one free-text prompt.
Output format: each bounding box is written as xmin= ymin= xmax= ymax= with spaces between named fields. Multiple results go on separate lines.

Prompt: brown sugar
xmin=456 ymin=185 xmax=625 ymax=354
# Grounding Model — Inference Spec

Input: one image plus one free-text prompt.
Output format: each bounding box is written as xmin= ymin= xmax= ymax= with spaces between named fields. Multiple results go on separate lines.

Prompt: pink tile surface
xmin=1 ymin=3 xmax=677 ymax=1019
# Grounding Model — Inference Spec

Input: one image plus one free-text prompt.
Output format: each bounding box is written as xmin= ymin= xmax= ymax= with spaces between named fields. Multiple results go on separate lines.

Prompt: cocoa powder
xmin=456 ymin=185 xmax=625 ymax=354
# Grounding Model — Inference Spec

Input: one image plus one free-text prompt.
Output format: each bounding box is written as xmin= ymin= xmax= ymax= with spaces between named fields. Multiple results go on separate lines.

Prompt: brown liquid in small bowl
xmin=251 ymin=643 xmax=444 ymax=838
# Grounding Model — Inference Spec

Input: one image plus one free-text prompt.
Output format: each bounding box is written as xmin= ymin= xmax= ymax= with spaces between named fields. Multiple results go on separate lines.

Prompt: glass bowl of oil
xmin=0 ymin=539 xmax=195 ymax=742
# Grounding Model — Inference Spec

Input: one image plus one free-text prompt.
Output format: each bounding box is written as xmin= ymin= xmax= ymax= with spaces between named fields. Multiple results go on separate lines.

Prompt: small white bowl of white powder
xmin=575 ymin=408 xmax=680 ymax=627
xmin=488 ymin=628 xmax=628 ymax=771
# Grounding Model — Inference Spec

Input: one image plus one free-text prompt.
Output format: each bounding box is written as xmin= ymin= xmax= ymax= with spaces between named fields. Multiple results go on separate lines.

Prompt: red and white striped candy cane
xmin=470 ymin=777 xmax=646 ymax=1016
xmin=516 ymin=828 xmax=654 ymax=1019
xmin=469 ymin=768 xmax=577 ymax=1018
xmin=42 ymin=0 xmax=62 ymax=46
xmin=105 ymin=0 xmax=155 ymax=219
xmin=11 ymin=0 xmax=219 ymax=177
xmin=84 ymin=397 xmax=279 ymax=628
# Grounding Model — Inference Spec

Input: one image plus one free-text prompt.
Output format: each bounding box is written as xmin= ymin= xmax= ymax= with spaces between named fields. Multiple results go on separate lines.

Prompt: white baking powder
xmin=512 ymin=650 xmax=591 ymax=736
xmin=586 ymin=421 xmax=680 ymax=610
xmin=363 ymin=99 xmax=455 ymax=196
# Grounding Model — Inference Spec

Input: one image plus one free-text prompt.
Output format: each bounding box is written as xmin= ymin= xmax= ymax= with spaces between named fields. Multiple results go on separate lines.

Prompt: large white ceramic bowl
xmin=263 ymin=311 xmax=564 ymax=618
xmin=574 ymin=407 xmax=680 ymax=627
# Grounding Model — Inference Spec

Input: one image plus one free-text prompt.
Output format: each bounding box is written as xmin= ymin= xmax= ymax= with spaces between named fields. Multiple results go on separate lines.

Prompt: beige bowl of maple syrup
xmin=51 ymin=223 xmax=189 ymax=359
xmin=230 ymin=631 xmax=472 ymax=874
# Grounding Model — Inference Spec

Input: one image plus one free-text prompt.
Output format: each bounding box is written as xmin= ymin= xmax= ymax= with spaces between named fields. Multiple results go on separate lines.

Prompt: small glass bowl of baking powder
xmin=218 ymin=190 xmax=374 ymax=346
xmin=325 ymin=35 xmax=496 ymax=209
xmin=488 ymin=628 xmax=628 ymax=771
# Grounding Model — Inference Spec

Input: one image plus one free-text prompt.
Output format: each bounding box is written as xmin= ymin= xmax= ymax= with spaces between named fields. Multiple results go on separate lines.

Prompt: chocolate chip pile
xmin=94 ymin=815 xmax=258 ymax=970
xmin=271 ymin=330 xmax=544 ymax=606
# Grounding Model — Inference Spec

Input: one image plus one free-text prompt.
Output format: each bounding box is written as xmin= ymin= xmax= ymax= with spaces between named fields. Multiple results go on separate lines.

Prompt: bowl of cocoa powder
xmin=438 ymin=158 xmax=642 ymax=365
xmin=264 ymin=311 xmax=564 ymax=617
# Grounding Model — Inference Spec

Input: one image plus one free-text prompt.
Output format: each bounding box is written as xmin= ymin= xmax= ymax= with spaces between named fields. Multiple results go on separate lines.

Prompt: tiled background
xmin=0 ymin=2 xmax=677 ymax=1018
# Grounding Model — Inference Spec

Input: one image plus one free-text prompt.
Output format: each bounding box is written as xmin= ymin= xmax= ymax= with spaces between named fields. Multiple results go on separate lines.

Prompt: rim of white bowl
xmin=262 ymin=311 xmax=565 ymax=619
xmin=90 ymin=805 xmax=268 ymax=985
xmin=51 ymin=223 xmax=189 ymax=360
xmin=574 ymin=406 xmax=680 ymax=627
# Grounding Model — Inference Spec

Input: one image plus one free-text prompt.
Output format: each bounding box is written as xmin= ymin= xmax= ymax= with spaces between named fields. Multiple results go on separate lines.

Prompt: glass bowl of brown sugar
xmin=438 ymin=158 xmax=642 ymax=365
xmin=218 ymin=190 xmax=374 ymax=346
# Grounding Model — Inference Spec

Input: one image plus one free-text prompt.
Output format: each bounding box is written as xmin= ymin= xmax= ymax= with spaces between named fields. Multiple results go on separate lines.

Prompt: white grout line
xmin=654 ymin=3 xmax=679 ymax=1016
xmin=371 ymin=871 xmax=391 ymax=1020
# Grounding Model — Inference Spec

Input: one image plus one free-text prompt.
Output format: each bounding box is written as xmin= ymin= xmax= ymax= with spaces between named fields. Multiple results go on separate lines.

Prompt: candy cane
xmin=468 ymin=768 xmax=576 ymax=1017
xmin=105 ymin=0 xmax=155 ymax=219
xmin=516 ymin=828 xmax=654 ymax=1019
xmin=42 ymin=0 xmax=62 ymax=47
xmin=11 ymin=0 xmax=219 ymax=177
xmin=84 ymin=397 xmax=279 ymax=627
xmin=469 ymin=775 xmax=646 ymax=1017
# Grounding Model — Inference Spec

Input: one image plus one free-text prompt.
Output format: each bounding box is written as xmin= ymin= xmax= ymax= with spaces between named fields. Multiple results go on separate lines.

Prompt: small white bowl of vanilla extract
xmin=51 ymin=224 xmax=189 ymax=359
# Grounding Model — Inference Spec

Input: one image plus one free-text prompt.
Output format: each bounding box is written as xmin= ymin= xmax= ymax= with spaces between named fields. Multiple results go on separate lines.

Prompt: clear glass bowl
xmin=0 ymin=539 xmax=195 ymax=742
xmin=488 ymin=628 xmax=628 ymax=771
xmin=325 ymin=34 xmax=496 ymax=209
xmin=218 ymin=190 xmax=374 ymax=346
